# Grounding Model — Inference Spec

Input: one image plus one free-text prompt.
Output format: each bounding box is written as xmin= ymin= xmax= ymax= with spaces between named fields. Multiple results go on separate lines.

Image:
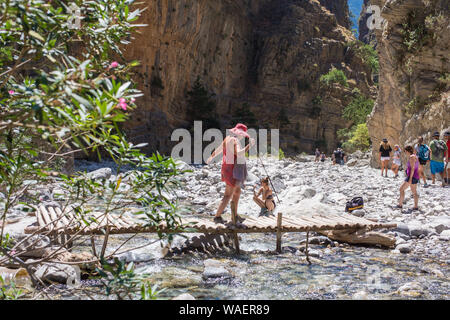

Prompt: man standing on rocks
xmin=429 ymin=131 xmax=448 ymax=187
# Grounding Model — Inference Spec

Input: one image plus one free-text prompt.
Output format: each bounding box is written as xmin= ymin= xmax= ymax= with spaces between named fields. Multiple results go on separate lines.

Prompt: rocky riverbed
xmin=2 ymin=152 xmax=449 ymax=299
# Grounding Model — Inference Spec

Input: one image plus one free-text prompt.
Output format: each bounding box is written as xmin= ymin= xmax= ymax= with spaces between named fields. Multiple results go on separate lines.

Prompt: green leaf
xmin=29 ymin=30 xmax=45 ymax=42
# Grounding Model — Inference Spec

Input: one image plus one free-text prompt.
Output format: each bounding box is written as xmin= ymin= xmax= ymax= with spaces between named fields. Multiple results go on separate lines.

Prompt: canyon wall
xmin=367 ymin=0 xmax=449 ymax=167
xmin=122 ymin=0 xmax=375 ymax=156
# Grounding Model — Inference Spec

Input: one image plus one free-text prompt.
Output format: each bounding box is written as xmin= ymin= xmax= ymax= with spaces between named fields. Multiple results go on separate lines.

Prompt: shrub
xmin=342 ymin=123 xmax=371 ymax=152
xmin=342 ymin=92 xmax=374 ymax=125
xmin=0 ymin=0 xmax=186 ymax=297
xmin=320 ymin=68 xmax=348 ymax=87
xmin=347 ymin=40 xmax=379 ymax=74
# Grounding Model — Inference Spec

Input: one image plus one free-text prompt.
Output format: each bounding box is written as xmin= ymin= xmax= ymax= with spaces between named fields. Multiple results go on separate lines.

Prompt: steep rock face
xmin=123 ymin=0 xmax=374 ymax=156
xmin=319 ymin=0 xmax=352 ymax=29
xmin=358 ymin=0 xmax=377 ymax=45
xmin=367 ymin=0 xmax=449 ymax=167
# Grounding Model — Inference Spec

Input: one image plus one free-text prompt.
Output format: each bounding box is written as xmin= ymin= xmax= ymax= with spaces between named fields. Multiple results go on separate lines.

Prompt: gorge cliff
xmin=367 ymin=0 xmax=449 ymax=166
xmin=122 ymin=0 xmax=375 ymax=156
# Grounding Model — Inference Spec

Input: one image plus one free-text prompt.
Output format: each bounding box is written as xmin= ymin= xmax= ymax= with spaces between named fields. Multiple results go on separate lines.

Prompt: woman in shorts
xmin=397 ymin=146 xmax=419 ymax=211
xmin=379 ymin=138 xmax=392 ymax=177
xmin=391 ymin=145 xmax=402 ymax=178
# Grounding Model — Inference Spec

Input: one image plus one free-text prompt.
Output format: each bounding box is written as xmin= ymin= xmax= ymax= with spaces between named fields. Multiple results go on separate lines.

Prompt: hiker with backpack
xmin=391 ymin=145 xmax=402 ymax=178
xmin=396 ymin=145 xmax=419 ymax=211
xmin=414 ymin=136 xmax=431 ymax=187
xmin=379 ymin=138 xmax=392 ymax=177
xmin=429 ymin=131 xmax=448 ymax=187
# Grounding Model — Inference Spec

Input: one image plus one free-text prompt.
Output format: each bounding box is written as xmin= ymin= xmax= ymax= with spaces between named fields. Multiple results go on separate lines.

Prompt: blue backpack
xmin=418 ymin=144 xmax=430 ymax=161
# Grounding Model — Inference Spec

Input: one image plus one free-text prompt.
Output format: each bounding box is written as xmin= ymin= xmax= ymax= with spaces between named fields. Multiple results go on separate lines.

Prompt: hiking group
xmin=315 ymin=148 xmax=346 ymax=165
xmin=206 ymin=123 xmax=449 ymax=225
xmin=378 ymin=132 xmax=449 ymax=187
xmin=379 ymin=132 xmax=449 ymax=213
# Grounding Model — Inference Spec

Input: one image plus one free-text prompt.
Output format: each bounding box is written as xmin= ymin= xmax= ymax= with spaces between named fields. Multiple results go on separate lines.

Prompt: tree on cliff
xmin=0 ymin=0 xmax=184 ymax=299
xmin=186 ymin=77 xmax=220 ymax=130
xmin=232 ymin=103 xmax=258 ymax=129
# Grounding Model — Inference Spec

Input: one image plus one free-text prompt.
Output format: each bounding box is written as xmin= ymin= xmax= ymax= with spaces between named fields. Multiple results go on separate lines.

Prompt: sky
xmin=348 ymin=0 xmax=364 ymax=37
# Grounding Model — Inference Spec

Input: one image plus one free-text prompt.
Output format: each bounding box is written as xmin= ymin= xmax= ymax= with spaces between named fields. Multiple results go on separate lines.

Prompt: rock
xmin=303 ymin=236 xmax=332 ymax=246
xmin=352 ymin=290 xmax=368 ymax=300
xmin=427 ymin=217 xmax=450 ymax=234
xmin=409 ymin=224 xmax=432 ymax=237
xmin=395 ymin=243 xmax=412 ymax=254
xmin=34 ymin=263 xmax=79 ymax=285
xmin=350 ymin=209 xmax=365 ymax=217
xmin=307 ymin=249 xmax=322 ymax=258
xmin=301 ymin=188 xmax=316 ymax=199
xmin=202 ymin=266 xmax=231 ymax=280
xmin=118 ymin=249 xmax=154 ymax=263
xmin=440 ymin=230 xmax=450 ymax=237
xmin=346 ymin=159 xmax=358 ymax=167
xmin=87 ymin=167 xmax=112 ymax=180
xmin=202 ymin=259 xmax=232 ymax=279
xmin=15 ymin=235 xmax=51 ymax=258
xmin=430 ymin=269 xmax=444 ymax=278
xmin=398 ymin=282 xmax=424 ymax=297
xmin=172 ymin=293 xmax=196 ymax=300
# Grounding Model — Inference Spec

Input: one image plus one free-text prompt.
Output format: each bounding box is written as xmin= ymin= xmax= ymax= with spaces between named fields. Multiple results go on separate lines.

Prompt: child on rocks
xmin=253 ymin=177 xmax=276 ymax=216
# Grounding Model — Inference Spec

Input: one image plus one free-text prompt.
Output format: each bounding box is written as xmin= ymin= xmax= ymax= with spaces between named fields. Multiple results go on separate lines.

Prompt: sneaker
xmin=235 ymin=214 xmax=246 ymax=223
xmin=213 ymin=216 xmax=227 ymax=224
xmin=259 ymin=208 xmax=269 ymax=217
xmin=412 ymin=207 xmax=419 ymax=211
xmin=395 ymin=205 xmax=403 ymax=209
xmin=423 ymin=183 xmax=429 ymax=188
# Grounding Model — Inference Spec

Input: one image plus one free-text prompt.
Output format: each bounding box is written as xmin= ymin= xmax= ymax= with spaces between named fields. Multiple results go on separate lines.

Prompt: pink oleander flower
xmin=109 ymin=61 xmax=119 ymax=69
xmin=118 ymin=98 xmax=127 ymax=111
xmin=8 ymin=90 xmax=15 ymax=95
xmin=131 ymin=98 xmax=136 ymax=103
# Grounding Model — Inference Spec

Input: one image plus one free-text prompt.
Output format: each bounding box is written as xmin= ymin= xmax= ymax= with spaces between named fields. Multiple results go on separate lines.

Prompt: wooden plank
xmin=48 ymin=207 xmax=63 ymax=230
xmin=283 ymin=216 xmax=315 ymax=229
xmin=36 ymin=206 xmax=46 ymax=229
xmin=39 ymin=206 xmax=53 ymax=230
xmin=249 ymin=216 xmax=275 ymax=229
xmin=55 ymin=207 xmax=71 ymax=227
xmin=296 ymin=215 xmax=329 ymax=229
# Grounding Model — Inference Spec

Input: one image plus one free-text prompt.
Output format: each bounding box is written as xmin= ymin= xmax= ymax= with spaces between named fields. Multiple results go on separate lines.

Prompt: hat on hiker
xmin=382 ymin=138 xmax=388 ymax=143
xmin=433 ymin=131 xmax=440 ymax=137
xmin=445 ymin=132 xmax=450 ymax=137
xmin=230 ymin=123 xmax=250 ymax=138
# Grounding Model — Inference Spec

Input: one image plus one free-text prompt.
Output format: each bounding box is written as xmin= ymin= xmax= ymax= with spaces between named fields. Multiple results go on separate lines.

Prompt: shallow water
xmin=92 ymin=223 xmax=448 ymax=300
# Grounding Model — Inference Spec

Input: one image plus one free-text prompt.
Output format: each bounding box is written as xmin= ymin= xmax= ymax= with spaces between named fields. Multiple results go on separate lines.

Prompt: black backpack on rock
xmin=345 ymin=197 xmax=364 ymax=212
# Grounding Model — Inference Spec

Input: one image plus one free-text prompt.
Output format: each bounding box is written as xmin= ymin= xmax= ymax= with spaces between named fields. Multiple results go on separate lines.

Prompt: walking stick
xmin=256 ymin=154 xmax=281 ymax=204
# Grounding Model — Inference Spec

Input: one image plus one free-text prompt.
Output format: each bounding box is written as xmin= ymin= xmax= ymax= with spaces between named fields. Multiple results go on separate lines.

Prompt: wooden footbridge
xmin=25 ymin=205 xmax=397 ymax=261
